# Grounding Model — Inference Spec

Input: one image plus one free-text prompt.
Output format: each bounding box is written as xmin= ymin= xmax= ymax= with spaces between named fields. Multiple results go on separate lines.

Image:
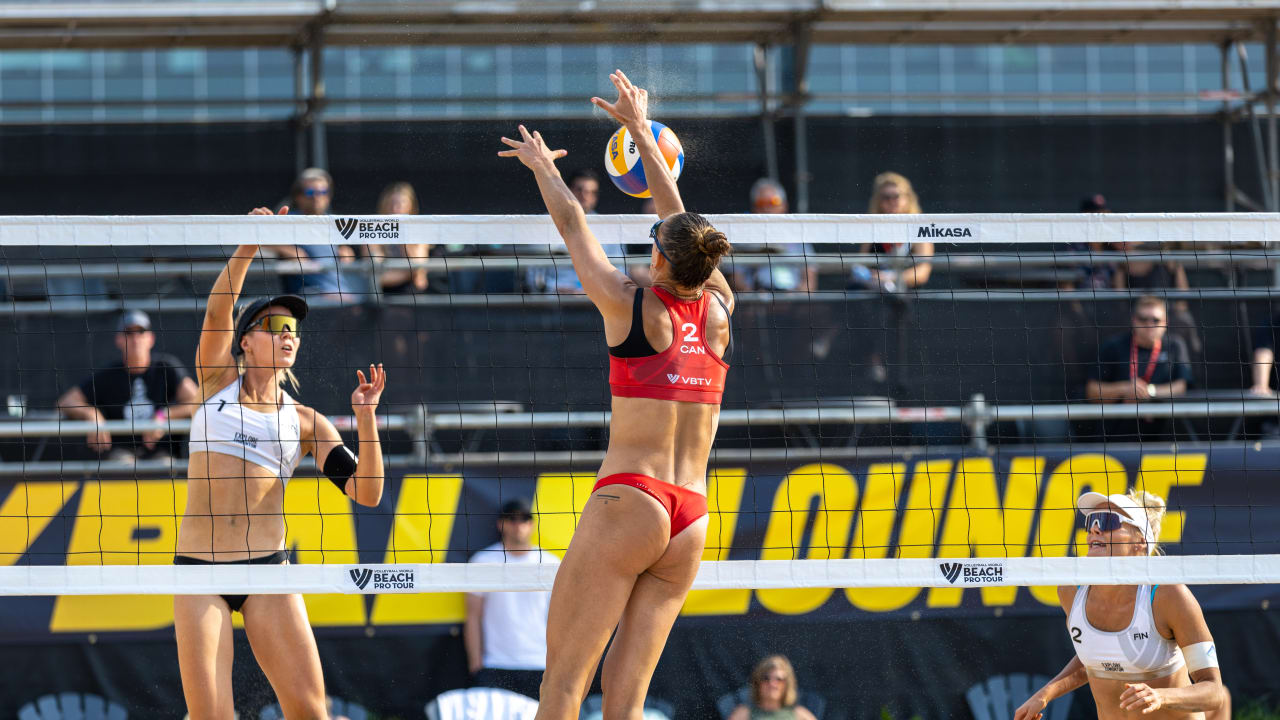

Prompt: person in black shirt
xmin=1086 ymin=296 xmax=1193 ymax=442
xmin=56 ymin=310 xmax=199 ymax=460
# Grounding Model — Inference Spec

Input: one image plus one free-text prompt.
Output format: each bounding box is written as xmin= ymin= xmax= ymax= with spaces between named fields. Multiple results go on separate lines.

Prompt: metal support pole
xmin=1223 ymin=41 xmax=1236 ymax=212
xmin=753 ymin=44 xmax=779 ymax=183
xmin=293 ymin=45 xmax=308 ymax=174
xmin=1268 ymin=21 xmax=1279 ymax=213
xmin=792 ymin=24 xmax=812 ymax=213
xmin=308 ymin=27 xmax=328 ymax=171
xmin=1236 ymin=43 xmax=1273 ymax=209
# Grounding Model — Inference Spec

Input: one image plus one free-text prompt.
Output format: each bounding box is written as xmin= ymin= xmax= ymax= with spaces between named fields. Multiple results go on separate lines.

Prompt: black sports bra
xmin=608 ymin=288 xmax=733 ymax=361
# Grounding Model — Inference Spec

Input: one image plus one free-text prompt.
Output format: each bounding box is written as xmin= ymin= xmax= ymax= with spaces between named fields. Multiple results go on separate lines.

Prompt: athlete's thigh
xmin=174 ymin=594 xmax=236 ymax=720
xmin=241 ymin=594 xmax=328 ymax=718
xmin=541 ymin=487 xmax=671 ymax=698
xmin=600 ymin=516 xmax=707 ymax=714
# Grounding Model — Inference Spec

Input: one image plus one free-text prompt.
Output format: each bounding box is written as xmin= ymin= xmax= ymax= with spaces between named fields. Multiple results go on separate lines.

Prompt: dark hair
xmin=658 ymin=212 xmax=731 ymax=288
xmin=567 ymin=168 xmax=601 ymax=187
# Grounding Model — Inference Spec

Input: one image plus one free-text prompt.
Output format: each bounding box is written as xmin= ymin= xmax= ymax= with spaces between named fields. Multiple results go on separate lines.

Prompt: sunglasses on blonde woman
xmin=250 ymin=315 xmax=299 ymax=336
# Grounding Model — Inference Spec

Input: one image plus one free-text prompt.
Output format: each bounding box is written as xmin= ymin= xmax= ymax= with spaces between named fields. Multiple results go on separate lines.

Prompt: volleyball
xmin=604 ymin=120 xmax=685 ymax=198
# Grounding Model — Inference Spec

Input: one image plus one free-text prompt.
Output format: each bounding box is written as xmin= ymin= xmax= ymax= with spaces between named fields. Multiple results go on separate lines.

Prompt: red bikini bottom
xmin=593 ymin=473 xmax=708 ymax=538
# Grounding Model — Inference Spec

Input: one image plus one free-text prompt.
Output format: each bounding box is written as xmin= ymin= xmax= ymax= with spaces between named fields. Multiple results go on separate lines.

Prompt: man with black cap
xmin=57 ymin=309 xmax=199 ymax=461
xmin=464 ymin=497 xmax=558 ymax=700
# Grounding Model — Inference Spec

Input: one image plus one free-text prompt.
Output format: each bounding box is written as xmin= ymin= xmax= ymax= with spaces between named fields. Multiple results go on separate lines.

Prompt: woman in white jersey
xmin=1015 ymin=489 xmax=1227 ymax=720
xmin=174 ymin=206 xmax=387 ymax=720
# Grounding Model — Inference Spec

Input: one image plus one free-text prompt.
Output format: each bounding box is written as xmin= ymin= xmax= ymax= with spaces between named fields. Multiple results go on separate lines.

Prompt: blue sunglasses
xmin=650 ymin=220 xmax=674 ymax=264
xmin=1085 ymin=510 xmax=1127 ymax=533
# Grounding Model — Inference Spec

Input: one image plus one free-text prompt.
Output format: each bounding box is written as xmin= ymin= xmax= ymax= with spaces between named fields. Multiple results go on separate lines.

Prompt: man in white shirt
xmin=465 ymin=498 xmax=559 ymax=700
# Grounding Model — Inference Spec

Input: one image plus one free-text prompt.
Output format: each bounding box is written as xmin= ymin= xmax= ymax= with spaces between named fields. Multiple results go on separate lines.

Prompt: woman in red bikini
xmin=499 ymin=69 xmax=734 ymax=719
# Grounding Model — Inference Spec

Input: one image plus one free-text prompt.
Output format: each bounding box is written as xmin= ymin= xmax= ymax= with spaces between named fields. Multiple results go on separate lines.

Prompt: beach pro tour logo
xmin=939 ymin=562 xmax=963 ymax=584
xmin=346 ymin=565 xmax=416 ymax=592
xmin=333 ymin=217 xmax=401 ymax=241
xmin=938 ymin=561 xmax=1004 ymax=585
xmin=349 ymin=568 xmax=372 ymax=590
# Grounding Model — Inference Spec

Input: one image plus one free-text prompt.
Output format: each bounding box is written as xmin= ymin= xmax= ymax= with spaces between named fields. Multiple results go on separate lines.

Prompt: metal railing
xmin=1 ymin=394 xmax=1275 ymax=475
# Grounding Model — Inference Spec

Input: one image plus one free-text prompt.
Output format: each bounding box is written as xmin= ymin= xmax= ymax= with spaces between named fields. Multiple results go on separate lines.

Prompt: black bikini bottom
xmin=173 ymin=550 xmax=289 ymax=613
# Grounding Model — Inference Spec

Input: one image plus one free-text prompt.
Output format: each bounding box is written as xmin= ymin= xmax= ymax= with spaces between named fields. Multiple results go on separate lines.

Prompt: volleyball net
xmin=2 ymin=213 xmax=1280 ymax=596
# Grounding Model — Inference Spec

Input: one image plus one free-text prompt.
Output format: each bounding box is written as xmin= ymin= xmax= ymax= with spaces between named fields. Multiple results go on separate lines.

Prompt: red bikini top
xmin=608 ymin=287 xmax=730 ymax=404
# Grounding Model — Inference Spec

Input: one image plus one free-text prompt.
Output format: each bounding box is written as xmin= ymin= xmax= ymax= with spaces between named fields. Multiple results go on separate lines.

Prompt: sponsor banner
xmin=332 ymin=217 xmax=402 ymax=241
xmin=0 ymin=445 xmax=1278 ymax=639
xmin=345 ymin=565 xmax=418 ymax=593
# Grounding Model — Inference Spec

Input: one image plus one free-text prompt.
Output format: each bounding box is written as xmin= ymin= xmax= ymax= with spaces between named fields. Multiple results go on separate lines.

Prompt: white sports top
xmin=189 ymin=376 xmax=302 ymax=481
xmin=1068 ymin=584 xmax=1186 ymax=681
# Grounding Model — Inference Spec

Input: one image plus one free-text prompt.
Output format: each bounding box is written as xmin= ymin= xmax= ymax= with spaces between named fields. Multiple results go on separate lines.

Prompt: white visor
xmin=1077 ymin=491 xmax=1153 ymax=544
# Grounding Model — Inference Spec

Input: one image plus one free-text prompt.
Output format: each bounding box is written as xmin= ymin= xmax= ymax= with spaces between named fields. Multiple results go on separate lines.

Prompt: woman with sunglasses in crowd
xmin=498 ymin=70 xmax=734 ymax=719
xmin=1015 ymin=490 xmax=1227 ymax=720
xmin=728 ymin=655 xmax=818 ymax=720
xmin=174 ymin=205 xmax=387 ymax=720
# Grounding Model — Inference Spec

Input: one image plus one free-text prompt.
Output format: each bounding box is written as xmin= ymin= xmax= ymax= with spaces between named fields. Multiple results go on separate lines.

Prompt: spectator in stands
xmin=266 ymin=168 xmax=366 ymax=301
xmin=850 ymin=172 xmax=932 ymax=292
xmin=1069 ymin=193 xmax=1118 ymax=290
xmin=525 ymin=169 xmax=624 ymax=293
xmin=368 ymin=182 xmax=430 ymax=294
xmin=732 ymin=178 xmax=816 ymax=293
xmin=1113 ymin=240 xmax=1200 ymax=354
xmin=1086 ymin=296 xmax=1193 ymax=441
xmin=56 ymin=310 xmax=198 ymax=461
xmin=1250 ymin=311 xmax=1280 ymax=395
xmin=464 ymin=498 xmax=558 ymax=700
xmin=836 ymin=172 xmax=931 ymax=378
xmin=727 ymin=655 xmax=818 ymax=720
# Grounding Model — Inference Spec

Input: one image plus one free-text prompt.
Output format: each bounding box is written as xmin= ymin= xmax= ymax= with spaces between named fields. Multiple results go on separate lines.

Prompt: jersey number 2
xmin=681 ymin=323 xmax=698 ymax=342
xmin=1070 ymin=626 xmax=1082 ymax=643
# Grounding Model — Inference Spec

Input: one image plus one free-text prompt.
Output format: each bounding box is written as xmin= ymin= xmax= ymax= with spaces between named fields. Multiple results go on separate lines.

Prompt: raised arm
xmin=592 ymin=70 xmax=684 ymax=220
xmin=195 ymin=206 xmax=285 ymax=388
xmin=303 ymin=364 xmax=387 ymax=507
xmin=498 ymin=125 xmax=634 ymax=314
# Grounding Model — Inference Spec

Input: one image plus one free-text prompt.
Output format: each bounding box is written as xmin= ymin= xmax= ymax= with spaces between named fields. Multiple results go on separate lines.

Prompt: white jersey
xmin=468 ymin=542 xmax=559 ymax=671
xmin=189 ymin=376 xmax=302 ymax=481
xmin=1068 ymin=584 xmax=1186 ymax=681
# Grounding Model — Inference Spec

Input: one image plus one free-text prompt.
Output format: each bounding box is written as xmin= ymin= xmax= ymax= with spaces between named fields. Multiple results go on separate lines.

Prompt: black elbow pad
xmin=323 ymin=445 xmax=358 ymax=492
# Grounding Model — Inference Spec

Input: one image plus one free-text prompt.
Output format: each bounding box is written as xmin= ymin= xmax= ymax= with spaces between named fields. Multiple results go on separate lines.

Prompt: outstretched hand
xmin=351 ymin=364 xmax=387 ymax=413
xmin=592 ymin=69 xmax=648 ymax=129
xmin=497 ymin=125 xmax=568 ymax=172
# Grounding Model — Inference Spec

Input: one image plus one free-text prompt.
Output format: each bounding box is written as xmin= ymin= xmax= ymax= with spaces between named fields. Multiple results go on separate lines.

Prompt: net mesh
xmin=1 ymin=213 xmax=1278 ymax=594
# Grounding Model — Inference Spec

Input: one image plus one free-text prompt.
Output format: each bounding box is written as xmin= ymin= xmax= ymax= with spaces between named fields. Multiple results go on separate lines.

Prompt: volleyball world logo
xmin=939 ymin=563 xmax=963 ymax=584
xmin=349 ymin=568 xmax=373 ymax=590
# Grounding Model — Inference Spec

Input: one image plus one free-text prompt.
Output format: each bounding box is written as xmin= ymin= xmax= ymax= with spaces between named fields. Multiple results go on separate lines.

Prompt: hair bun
xmin=695 ymin=227 xmax=731 ymax=260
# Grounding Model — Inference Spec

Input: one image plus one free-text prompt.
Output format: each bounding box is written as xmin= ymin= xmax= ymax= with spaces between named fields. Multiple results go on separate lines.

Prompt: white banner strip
xmin=0 ymin=213 xmax=1275 ymax=246
xmin=0 ymin=555 xmax=1276 ymax=595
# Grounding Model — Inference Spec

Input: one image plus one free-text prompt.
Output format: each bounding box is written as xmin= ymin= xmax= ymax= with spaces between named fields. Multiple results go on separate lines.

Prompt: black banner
xmin=1 ymin=445 xmax=1278 ymax=717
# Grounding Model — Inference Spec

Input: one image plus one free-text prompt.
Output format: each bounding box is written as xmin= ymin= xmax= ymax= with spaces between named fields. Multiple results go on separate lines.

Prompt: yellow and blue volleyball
xmin=604 ymin=120 xmax=685 ymax=198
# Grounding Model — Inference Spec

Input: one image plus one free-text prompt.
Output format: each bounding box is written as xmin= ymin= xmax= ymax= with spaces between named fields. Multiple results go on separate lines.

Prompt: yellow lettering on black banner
xmin=844 ymin=463 xmax=904 ymax=611
xmin=684 ymin=468 xmax=751 ymax=616
xmin=846 ymin=460 xmax=951 ymax=612
xmin=757 ymin=464 xmax=857 ymax=615
xmin=0 ymin=480 xmax=79 ymax=565
xmin=929 ymin=456 xmax=1045 ymax=607
xmin=371 ymin=474 xmax=465 ymax=625
xmin=1134 ymin=454 xmax=1206 ymax=546
xmin=1029 ymin=453 xmax=1127 ymax=605
xmin=51 ymin=479 xmax=185 ymax=632
xmin=531 ymin=472 xmax=597 ymax=556
xmin=285 ymin=477 xmax=364 ymax=626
